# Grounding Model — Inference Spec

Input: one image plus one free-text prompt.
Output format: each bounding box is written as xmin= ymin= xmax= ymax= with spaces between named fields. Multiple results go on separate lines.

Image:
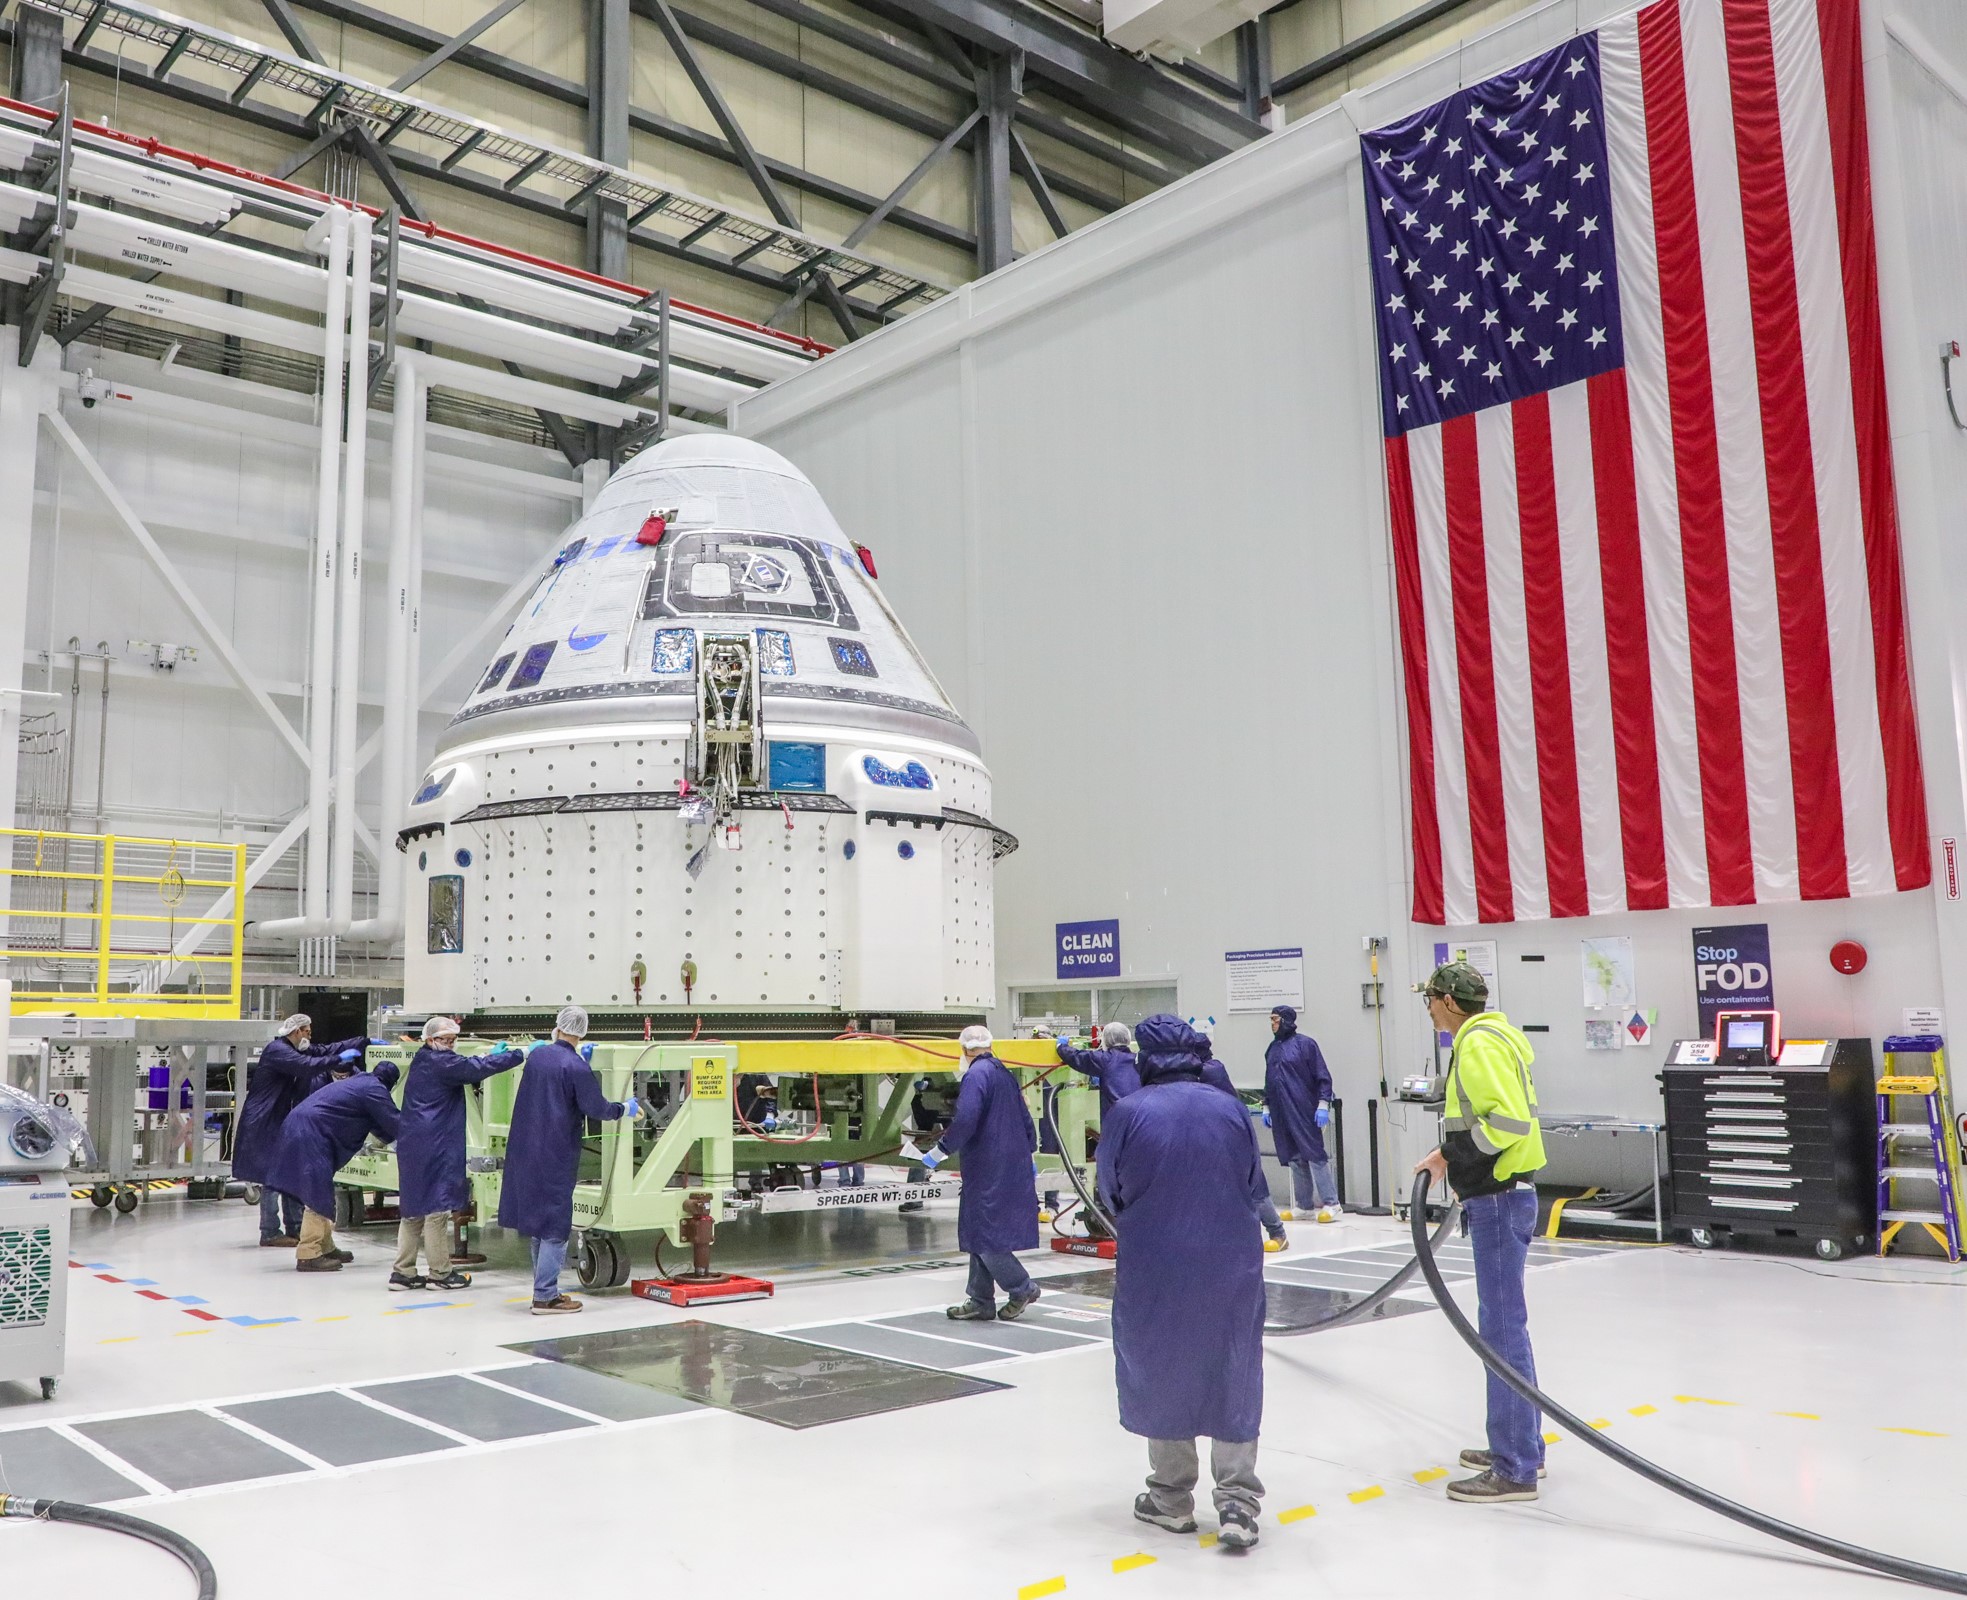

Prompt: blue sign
xmin=1057 ymin=919 xmax=1120 ymax=979
xmin=1692 ymin=923 xmax=1773 ymax=1035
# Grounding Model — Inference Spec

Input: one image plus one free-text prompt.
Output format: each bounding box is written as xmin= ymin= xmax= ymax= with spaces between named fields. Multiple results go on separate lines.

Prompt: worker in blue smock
xmin=234 ymin=1014 xmax=373 ymax=1248
xmin=1055 ymin=1022 xmax=1142 ymax=1115
xmin=922 ymin=1025 xmax=1040 ymax=1322
xmin=270 ymin=1058 xmax=402 ymax=1273
xmin=497 ymin=1006 xmax=637 ymax=1315
xmin=1264 ymin=1005 xmax=1339 ymax=1222
xmin=1189 ymin=1020 xmax=1288 ymax=1253
xmin=390 ymin=1016 xmax=525 ymax=1293
xmin=1098 ymin=1014 xmax=1267 ymax=1551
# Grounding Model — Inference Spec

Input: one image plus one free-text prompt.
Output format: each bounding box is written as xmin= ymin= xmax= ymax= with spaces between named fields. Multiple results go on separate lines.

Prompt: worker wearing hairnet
xmin=497 ymin=1006 xmax=636 ymax=1315
xmin=1055 ymin=1021 xmax=1142 ymax=1115
xmin=269 ymin=1057 xmax=402 ymax=1272
xmin=1098 ymin=1015 xmax=1268 ymax=1550
xmin=390 ymin=1017 xmax=525 ymax=1293
xmin=1189 ymin=1021 xmax=1288 ymax=1253
xmin=1264 ymin=1006 xmax=1339 ymax=1222
xmin=235 ymin=1014 xmax=375 ymax=1248
xmin=921 ymin=1025 xmax=1040 ymax=1321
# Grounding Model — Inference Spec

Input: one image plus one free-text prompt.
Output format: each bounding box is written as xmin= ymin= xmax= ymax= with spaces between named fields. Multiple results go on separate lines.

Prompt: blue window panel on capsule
xmin=477 ymin=654 xmax=515 ymax=694
xmin=652 ymin=629 xmax=696 ymax=674
xmin=769 ymin=742 xmax=826 ymax=792
xmin=509 ymin=641 xmax=557 ymax=690
xmin=829 ymin=637 xmax=877 ymax=677
xmin=757 ymin=629 xmax=795 ymax=676
xmin=412 ymin=767 xmax=456 ymax=805
xmin=862 ymin=756 xmax=933 ymax=790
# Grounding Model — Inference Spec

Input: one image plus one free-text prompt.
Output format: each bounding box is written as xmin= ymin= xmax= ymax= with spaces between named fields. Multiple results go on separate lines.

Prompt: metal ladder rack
xmin=1876 ymin=1039 xmax=1961 ymax=1262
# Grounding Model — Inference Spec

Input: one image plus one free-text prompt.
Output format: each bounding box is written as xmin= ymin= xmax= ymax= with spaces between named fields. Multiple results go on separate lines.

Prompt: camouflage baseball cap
xmin=1417 ymin=960 xmax=1489 ymax=1008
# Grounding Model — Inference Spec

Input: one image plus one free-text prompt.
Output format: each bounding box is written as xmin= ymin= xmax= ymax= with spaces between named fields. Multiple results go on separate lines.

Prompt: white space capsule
xmin=399 ymin=436 xmax=1011 ymax=1026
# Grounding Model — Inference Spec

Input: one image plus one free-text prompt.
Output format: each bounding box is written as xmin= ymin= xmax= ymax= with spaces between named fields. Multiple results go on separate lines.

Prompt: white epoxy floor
xmin=5 ymin=1197 xmax=1967 ymax=1599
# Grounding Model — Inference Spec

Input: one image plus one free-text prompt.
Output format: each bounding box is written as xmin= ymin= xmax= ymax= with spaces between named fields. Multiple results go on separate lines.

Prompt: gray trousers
xmin=1146 ymin=1437 xmax=1263 ymax=1519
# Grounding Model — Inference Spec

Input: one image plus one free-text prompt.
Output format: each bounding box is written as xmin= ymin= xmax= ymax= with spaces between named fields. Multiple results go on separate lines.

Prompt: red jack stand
xmin=1050 ymin=1236 xmax=1117 ymax=1259
xmin=630 ymin=1192 xmax=775 ymax=1306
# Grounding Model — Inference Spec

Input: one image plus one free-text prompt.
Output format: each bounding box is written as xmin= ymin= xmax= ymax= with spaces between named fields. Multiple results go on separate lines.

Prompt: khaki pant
xmin=297 ymin=1208 xmax=337 ymax=1262
xmin=395 ymin=1212 xmax=453 ymax=1276
xmin=1146 ymin=1437 xmax=1263 ymax=1520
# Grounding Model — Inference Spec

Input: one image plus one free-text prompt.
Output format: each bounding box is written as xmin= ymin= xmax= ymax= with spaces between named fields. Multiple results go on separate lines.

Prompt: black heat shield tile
xmin=506 ymin=1321 xmax=1008 ymax=1430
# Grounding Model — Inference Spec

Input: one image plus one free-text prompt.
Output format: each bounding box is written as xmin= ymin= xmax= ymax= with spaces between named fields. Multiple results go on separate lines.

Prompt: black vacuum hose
xmin=1407 ymin=1172 xmax=1967 ymax=1594
xmin=1 ymin=1496 xmax=217 ymax=1598
xmin=1039 ymin=1086 xmax=1456 ymax=1337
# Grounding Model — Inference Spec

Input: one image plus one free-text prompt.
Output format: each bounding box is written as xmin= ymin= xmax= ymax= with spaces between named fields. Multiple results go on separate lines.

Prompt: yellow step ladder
xmin=1877 ymin=1041 xmax=1962 ymax=1262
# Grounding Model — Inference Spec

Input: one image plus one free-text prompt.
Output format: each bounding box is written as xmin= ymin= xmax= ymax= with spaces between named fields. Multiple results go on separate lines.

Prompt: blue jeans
xmin=965 ymin=1250 xmax=1034 ymax=1310
xmin=1466 ymin=1186 xmax=1542 ymax=1484
xmin=258 ymin=1187 xmax=303 ymax=1241
xmin=529 ymin=1235 xmax=569 ymax=1302
xmin=1289 ymin=1157 xmax=1338 ymax=1211
xmin=1257 ymin=1195 xmax=1285 ymax=1236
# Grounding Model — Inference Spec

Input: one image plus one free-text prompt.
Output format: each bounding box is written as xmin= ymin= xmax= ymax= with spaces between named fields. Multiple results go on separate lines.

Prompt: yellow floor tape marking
xmin=1542 ymin=1431 xmax=1562 ymax=1444
xmin=315 ymin=1315 xmax=351 ymax=1322
xmin=1111 ymin=1554 xmax=1155 ymax=1574
xmin=1589 ymin=1418 xmax=1612 ymax=1430
xmin=1628 ymin=1405 xmax=1659 ymax=1417
xmin=1880 ymin=1427 xmax=1948 ymax=1438
xmin=174 ymin=1329 xmax=213 ymax=1337
xmin=98 ymin=1335 xmax=139 ymax=1344
xmin=1348 ymin=1486 xmax=1385 ymax=1504
xmin=1413 ymin=1468 xmax=1448 ymax=1484
xmin=1278 ymin=1504 xmax=1318 ymax=1523
xmin=1775 ymin=1411 xmax=1819 ymax=1420
xmin=1196 ymin=1532 xmax=1219 ymax=1549
xmin=1673 ymin=1395 xmax=1735 ymax=1406
xmin=1017 ymin=1579 xmax=1066 ymax=1599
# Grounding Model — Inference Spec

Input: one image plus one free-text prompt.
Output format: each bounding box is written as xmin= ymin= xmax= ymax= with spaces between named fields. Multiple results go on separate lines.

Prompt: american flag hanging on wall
xmin=1365 ymin=0 xmax=1928 ymax=927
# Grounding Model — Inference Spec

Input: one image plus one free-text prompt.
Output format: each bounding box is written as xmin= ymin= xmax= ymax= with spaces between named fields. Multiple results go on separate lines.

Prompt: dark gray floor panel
xmin=221 ymin=1392 xmax=455 ymax=1467
xmin=878 ymin=1310 xmax=1101 ymax=1354
xmin=356 ymin=1375 xmax=592 ymax=1442
xmin=73 ymin=1411 xmax=310 ymax=1491
xmin=779 ymin=1321 xmax=1008 ymax=1370
xmin=473 ymin=1361 xmax=703 ymax=1421
xmin=0 ymin=1427 xmax=146 ymax=1503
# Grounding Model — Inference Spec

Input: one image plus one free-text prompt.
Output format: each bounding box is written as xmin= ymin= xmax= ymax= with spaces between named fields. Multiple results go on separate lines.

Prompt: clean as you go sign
xmin=1057 ymin=919 xmax=1120 ymax=979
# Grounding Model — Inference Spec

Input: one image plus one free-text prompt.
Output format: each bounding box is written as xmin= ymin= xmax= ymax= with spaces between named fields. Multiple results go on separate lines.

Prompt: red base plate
xmin=630 ymin=1274 xmax=775 ymax=1306
xmin=1049 ymin=1237 xmax=1116 ymax=1259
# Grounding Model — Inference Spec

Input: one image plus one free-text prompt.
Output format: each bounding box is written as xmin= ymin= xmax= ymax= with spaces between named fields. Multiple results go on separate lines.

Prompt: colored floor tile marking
xmin=183 ymin=1308 xmax=222 ymax=1322
xmin=175 ymin=1329 xmax=214 ymax=1337
xmin=1347 ymin=1486 xmax=1384 ymax=1504
xmin=171 ymin=1296 xmax=208 ymax=1306
xmin=1018 ymin=1578 xmax=1066 ymax=1598
xmin=1195 ymin=1532 xmax=1218 ymax=1549
xmin=384 ymin=1301 xmax=460 ymax=1314
xmin=1880 ymin=1427 xmax=1947 ymax=1438
xmin=1278 ymin=1503 xmax=1318 ymax=1523
xmin=1413 ymin=1468 xmax=1448 ymax=1483
xmin=1589 ymin=1418 xmax=1612 ymax=1430
xmin=1674 ymin=1395 xmax=1735 ymax=1407
xmin=225 ymin=1315 xmax=300 ymax=1328
xmin=98 ymin=1335 xmax=139 ymax=1344
xmin=1111 ymin=1553 xmax=1155 ymax=1573
xmin=1543 ymin=1431 xmax=1561 ymax=1444
xmin=136 ymin=1290 xmax=169 ymax=1301
xmin=124 ymin=1279 xmax=157 ymax=1287
xmin=1775 ymin=1411 xmax=1819 ymax=1420
xmin=1628 ymin=1405 xmax=1658 ymax=1417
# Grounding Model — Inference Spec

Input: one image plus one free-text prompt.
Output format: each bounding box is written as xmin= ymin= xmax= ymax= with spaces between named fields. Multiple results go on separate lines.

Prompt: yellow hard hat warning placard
xmin=691 ymin=1057 xmax=730 ymax=1100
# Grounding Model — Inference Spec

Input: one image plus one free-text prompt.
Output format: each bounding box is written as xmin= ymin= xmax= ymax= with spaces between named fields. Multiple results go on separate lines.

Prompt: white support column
xmin=0 ymin=329 xmax=62 ymax=1005
xmin=330 ymin=208 xmax=373 ymax=933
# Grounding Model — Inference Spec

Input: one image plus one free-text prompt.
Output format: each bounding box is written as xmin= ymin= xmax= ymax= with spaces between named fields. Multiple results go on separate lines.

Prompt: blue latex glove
xmin=579 ymin=1043 xmax=595 ymax=1063
xmin=1315 ymin=1102 xmax=1332 ymax=1129
xmin=920 ymin=1144 xmax=945 ymax=1171
xmin=1087 ymin=1073 xmax=1101 ymax=1091
xmin=338 ymin=1048 xmax=362 ymax=1064
xmin=761 ymin=1112 xmax=778 ymax=1131
xmin=622 ymin=1096 xmax=642 ymax=1118
xmin=1262 ymin=1109 xmax=1273 ymax=1128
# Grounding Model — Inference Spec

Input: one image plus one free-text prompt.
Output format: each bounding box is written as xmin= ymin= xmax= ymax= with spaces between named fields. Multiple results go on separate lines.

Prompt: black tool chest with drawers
xmin=1663 ymin=1039 xmax=1876 ymax=1259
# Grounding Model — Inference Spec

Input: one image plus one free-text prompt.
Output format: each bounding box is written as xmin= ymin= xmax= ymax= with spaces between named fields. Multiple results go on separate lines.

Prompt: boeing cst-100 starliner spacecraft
xmin=399 ymin=436 xmax=1013 ymax=1030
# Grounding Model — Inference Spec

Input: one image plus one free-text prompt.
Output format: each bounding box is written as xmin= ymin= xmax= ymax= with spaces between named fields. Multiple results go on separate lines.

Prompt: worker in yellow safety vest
xmin=1413 ymin=960 xmax=1547 ymax=1506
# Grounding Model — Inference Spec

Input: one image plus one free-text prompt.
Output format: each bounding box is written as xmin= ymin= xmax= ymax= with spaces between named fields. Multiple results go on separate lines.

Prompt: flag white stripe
xmin=1548 ymin=380 xmax=1627 ymax=911
xmin=1477 ymin=404 xmax=1550 ymax=921
xmin=1410 ymin=423 xmax=1478 ymax=926
xmin=1679 ymin=0 xmax=1800 ymax=900
xmin=1599 ymin=13 xmax=1711 ymax=907
xmin=1767 ymin=0 xmax=1896 ymax=894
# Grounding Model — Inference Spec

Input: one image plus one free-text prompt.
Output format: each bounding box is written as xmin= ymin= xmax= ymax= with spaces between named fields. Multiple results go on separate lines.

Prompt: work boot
xmin=531 ymin=1294 xmax=583 ymax=1315
xmin=426 ymin=1270 xmax=473 ymax=1290
xmin=1264 ymin=1233 xmax=1288 ymax=1253
xmin=329 ymin=1248 xmax=354 ymax=1263
xmin=260 ymin=1236 xmax=299 ymax=1248
xmin=1458 ymin=1449 xmax=1546 ymax=1478
xmin=1445 ymin=1469 xmax=1537 ymax=1504
xmin=1217 ymin=1508 xmax=1259 ymax=1549
xmin=946 ymin=1301 xmax=995 ymax=1321
xmin=296 ymin=1255 xmax=342 ymax=1272
xmin=387 ymin=1271 xmax=427 ymax=1292
xmin=997 ymin=1287 xmax=1041 ymax=1321
xmin=1133 ymin=1494 xmax=1197 ymax=1535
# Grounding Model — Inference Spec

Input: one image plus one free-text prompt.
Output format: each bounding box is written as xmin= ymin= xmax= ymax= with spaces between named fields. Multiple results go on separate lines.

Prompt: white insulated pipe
xmin=347 ymin=350 xmax=420 ymax=944
xmin=261 ymin=204 xmax=349 ymax=940
xmin=329 ymin=208 xmax=373 ymax=933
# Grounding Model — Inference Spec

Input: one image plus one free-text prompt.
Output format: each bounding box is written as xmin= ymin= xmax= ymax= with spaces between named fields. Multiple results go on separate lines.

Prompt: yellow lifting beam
xmin=731 ymin=1037 xmax=1063 ymax=1075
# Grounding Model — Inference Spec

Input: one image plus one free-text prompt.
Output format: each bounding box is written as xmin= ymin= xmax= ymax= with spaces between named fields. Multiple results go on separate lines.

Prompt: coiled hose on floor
xmin=0 ymin=1496 xmax=217 ymax=1598
xmin=1040 ymin=1092 xmax=1457 ymax=1336
xmin=1407 ymin=1171 xmax=1967 ymax=1594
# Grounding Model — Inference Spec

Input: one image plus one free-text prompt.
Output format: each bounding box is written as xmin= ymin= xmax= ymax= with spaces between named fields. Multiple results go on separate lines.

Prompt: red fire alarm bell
xmin=1829 ymin=940 xmax=1867 ymax=975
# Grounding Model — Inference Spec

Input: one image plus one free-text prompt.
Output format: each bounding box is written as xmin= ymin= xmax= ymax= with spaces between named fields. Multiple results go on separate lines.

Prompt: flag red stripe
xmin=1385 ymin=435 xmax=1444 ymax=923
xmin=1723 ymin=0 xmax=1848 ymax=899
xmin=1587 ymin=369 xmax=1670 ymax=910
xmin=1512 ymin=392 xmax=1590 ymax=917
xmin=1637 ymin=1 xmax=1756 ymax=905
xmin=1443 ymin=414 xmax=1514 ymax=924
xmin=1815 ymin=0 xmax=1931 ymax=889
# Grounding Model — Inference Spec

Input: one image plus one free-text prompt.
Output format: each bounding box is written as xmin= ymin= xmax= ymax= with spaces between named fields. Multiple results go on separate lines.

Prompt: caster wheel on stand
xmin=1815 ymin=1238 xmax=1845 ymax=1261
xmin=40 ymin=1376 xmax=59 ymax=1401
xmin=90 ymin=1185 xmax=113 ymax=1209
xmin=242 ymin=1183 xmax=263 ymax=1206
xmin=1688 ymin=1226 xmax=1716 ymax=1249
xmin=113 ymin=1187 xmax=139 ymax=1214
